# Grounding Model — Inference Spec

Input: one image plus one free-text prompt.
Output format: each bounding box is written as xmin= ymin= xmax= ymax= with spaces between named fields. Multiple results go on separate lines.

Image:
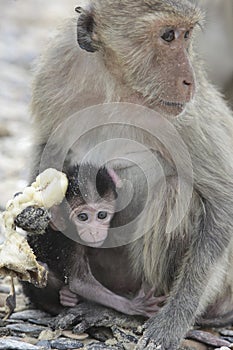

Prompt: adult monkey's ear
xmin=75 ymin=6 xmax=98 ymax=53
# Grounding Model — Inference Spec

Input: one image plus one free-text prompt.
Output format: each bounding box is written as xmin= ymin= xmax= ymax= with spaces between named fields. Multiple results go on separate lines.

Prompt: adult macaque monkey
xmin=21 ymin=0 xmax=233 ymax=349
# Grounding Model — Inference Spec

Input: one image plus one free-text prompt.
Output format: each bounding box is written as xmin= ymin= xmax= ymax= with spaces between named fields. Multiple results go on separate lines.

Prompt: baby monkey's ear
xmin=107 ymin=168 xmax=123 ymax=189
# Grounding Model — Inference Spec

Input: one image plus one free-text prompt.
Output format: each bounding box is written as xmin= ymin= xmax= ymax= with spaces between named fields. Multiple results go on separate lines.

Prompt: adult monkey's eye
xmin=77 ymin=213 xmax=88 ymax=221
xmin=184 ymin=30 xmax=190 ymax=39
xmin=161 ymin=29 xmax=175 ymax=42
xmin=98 ymin=211 xmax=108 ymax=220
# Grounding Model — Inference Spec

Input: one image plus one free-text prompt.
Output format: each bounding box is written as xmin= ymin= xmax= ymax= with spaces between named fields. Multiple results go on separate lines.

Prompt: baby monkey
xmin=17 ymin=164 xmax=165 ymax=317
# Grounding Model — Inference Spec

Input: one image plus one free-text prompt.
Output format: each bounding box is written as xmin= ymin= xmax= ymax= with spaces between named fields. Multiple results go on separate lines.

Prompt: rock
xmin=87 ymin=327 xmax=112 ymax=342
xmin=0 ymin=285 xmax=10 ymax=293
xmin=220 ymin=329 xmax=233 ymax=343
xmin=84 ymin=343 xmax=121 ymax=350
xmin=28 ymin=318 xmax=53 ymax=327
xmin=62 ymin=330 xmax=89 ymax=340
xmin=221 ymin=337 xmax=233 ymax=344
xmin=187 ymin=330 xmax=231 ymax=348
xmin=6 ymin=319 xmax=24 ymax=324
xmin=111 ymin=326 xmax=138 ymax=344
xmin=36 ymin=340 xmax=51 ymax=349
xmin=10 ymin=309 xmax=50 ymax=321
xmin=122 ymin=344 xmax=136 ymax=350
xmin=0 ymin=327 xmax=10 ymax=337
xmin=38 ymin=329 xmax=61 ymax=341
xmin=21 ymin=337 xmax=38 ymax=345
xmin=104 ymin=339 xmax=118 ymax=347
xmin=6 ymin=323 xmax=46 ymax=337
xmin=0 ymin=337 xmax=41 ymax=350
xmin=50 ymin=337 xmax=84 ymax=349
xmin=0 ymin=293 xmax=7 ymax=307
xmin=180 ymin=339 xmax=208 ymax=350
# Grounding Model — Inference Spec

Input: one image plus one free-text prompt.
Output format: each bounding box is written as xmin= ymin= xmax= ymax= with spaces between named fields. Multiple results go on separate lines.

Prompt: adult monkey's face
xmin=75 ymin=0 xmax=203 ymax=117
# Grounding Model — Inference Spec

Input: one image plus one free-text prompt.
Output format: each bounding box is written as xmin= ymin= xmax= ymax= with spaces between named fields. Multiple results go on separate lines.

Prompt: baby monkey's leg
xmin=66 ymin=252 xmax=166 ymax=318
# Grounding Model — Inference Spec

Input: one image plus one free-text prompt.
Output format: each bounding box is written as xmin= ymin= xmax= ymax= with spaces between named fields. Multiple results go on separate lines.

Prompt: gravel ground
xmin=1 ymin=1 xmax=233 ymax=350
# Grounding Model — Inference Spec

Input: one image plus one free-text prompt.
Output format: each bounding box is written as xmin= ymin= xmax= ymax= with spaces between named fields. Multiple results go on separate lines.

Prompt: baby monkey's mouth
xmin=87 ymin=240 xmax=105 ymax=248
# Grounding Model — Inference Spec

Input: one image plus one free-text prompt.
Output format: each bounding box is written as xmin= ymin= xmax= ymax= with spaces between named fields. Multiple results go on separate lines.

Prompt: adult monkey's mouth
xmin=159 ymin=99 xmax=185 ymax=109
xmin=154 ymin=98 xmax=186 ymax=116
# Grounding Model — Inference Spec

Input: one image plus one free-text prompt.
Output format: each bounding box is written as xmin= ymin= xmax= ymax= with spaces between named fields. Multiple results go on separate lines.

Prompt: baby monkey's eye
xmin=97 ymin=211 xmax=108 ymax=220
xmin=161 ymin=29 xmax=175 ymax=42
xmin=77 ymin=213 xmax=88 ymax=221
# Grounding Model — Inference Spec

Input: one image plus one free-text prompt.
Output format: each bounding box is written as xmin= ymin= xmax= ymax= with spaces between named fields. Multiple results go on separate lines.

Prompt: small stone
xmin=88 ymin=327 xmax=112 ymax=342
xmin=10 ymin=309 xmax=50 ymax=320
xmin=181 ymin=339 xmax=208 ymax=350
xmin=187 ymin=330 xmax=231 ymax=348
xmin=28 ymin=318 xmax=52 ymax=327
xmin=105 ymin=339 xmax=118 ymax=346
xmin=0 ymin=294 xmax=7 ymax=308
xmin=112 ymin=326 xmax=138 ymax=344
xmin=220 ymin=331 xmax=233 ymax=337
xmin=84 ymin=343 xmax=119 ymax=349
xmin=50 ymin=337 xmax=84 ymax=349
xmin=36 ymin=340 xmax=51 ymax=349
xmin=38 ymin=328 xmax=61 ymax=341
xmin=6 ymin=323 xmax=46 ymax=337
xmin=62 ymin=330 xmax=89 ymax=340
xmin=0 ymin=286 xmax=10 ymax=294
xmin=0 ymin=337 xmax=41 ymax=350
xmin=0 ymin=327 xmax=10 ymax=337
xmin=220 ymin=330 xmax=233 ymax=344
xmin=222 ymin=337 xmax=233 ymax=344
xmin=21 ymin=337 xmax=38 ymax=345
xmin=0 ymin=318 xmax=6 ymax=327
xmin=123 ymin=344 xmax=136 ymax=350
xmin=5 ymin=319 xmax=24 ymax=324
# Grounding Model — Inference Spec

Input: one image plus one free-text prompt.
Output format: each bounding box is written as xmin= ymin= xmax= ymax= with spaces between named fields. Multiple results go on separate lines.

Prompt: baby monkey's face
xmin=69 ymin=199 xmax=115 ymax=247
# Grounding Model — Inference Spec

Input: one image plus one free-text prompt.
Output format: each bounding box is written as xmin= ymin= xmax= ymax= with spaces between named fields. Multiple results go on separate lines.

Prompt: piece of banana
xmin=0 ymin=169 xmax=68 ymax=287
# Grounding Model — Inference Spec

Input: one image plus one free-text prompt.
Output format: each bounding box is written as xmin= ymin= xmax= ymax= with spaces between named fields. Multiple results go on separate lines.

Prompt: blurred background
xmin=0 ymin=0 xmax=233 ymax=209
xmin=0 ymin=0 xmax=76 ymax=208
